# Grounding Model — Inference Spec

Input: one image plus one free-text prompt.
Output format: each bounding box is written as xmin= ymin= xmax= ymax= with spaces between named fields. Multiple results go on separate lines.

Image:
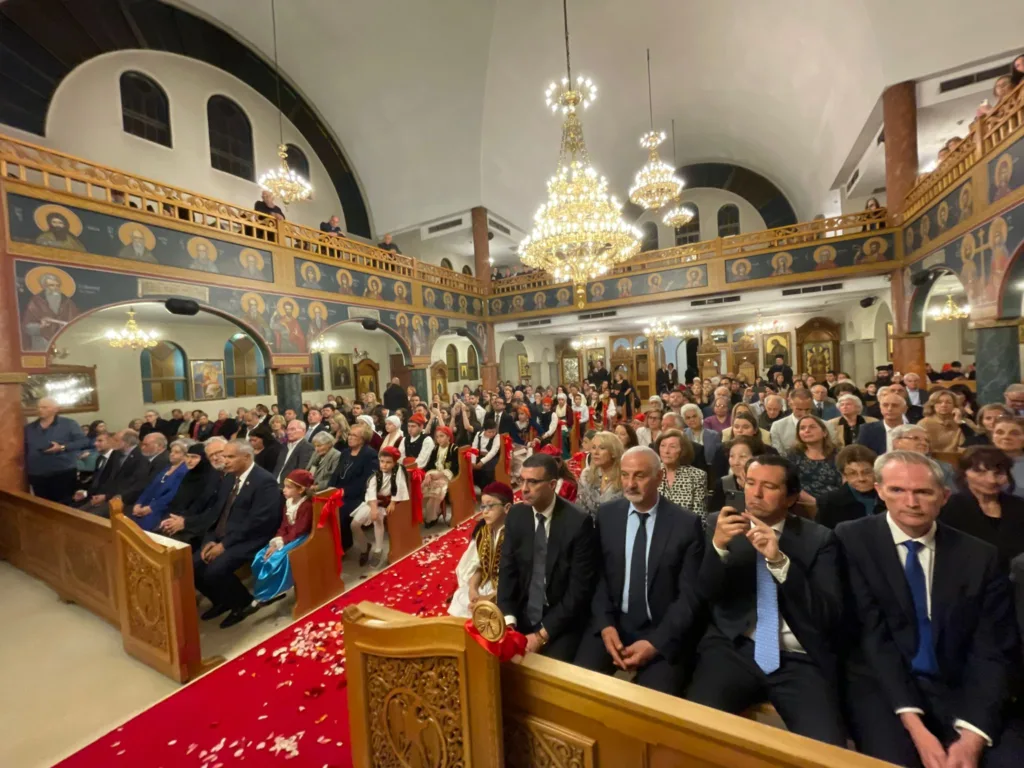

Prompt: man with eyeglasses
xmin=496 ymin=453 xmax=597 ymax=661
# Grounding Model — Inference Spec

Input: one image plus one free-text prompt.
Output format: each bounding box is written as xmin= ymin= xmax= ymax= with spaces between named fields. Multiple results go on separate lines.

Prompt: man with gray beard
xmin=22 ymin=272 xmax=79 ymax=350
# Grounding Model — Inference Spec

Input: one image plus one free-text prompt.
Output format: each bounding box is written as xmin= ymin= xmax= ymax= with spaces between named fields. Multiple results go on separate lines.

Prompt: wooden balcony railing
xmin=903 ymin=80 xmax=1024 ymax=219
xmin=0 ymin=135 xmax=484 ymax=295
xmin=490 ymin=208 xmax=889 ymax=294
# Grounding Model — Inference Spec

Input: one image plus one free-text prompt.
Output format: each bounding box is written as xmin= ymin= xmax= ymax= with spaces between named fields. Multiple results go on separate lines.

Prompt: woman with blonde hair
xmin=655 ymin=428 xmax=708 ymax=521
xmin=577 ymin=430 xmax=623 ymax=517
xmin=918 ymin=389 xmax=976 ymax=454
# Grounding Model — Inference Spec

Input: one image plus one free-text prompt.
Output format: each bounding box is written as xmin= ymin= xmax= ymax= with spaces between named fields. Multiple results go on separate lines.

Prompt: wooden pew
xmin=343 ymin=602 xmax=890 ymax=767
xmin=569 ymin=422 xmax=580 ymax=456
xmin=387 ymin=463 xmax=423 ymax=564
xmin=288 ymin=489 xmax=346 ymax=619
xmin=0 ymin=490 xmax=218 ymax=683
xmin=449 ymin=446 xmax=476 ymax=527
xmin=495 ymin=435 xmax=512 ymax=487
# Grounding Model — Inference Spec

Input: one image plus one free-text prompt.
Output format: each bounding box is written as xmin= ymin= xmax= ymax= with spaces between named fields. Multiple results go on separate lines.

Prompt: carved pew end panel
xmin=110 ymin=507 xmax=219 ymax=683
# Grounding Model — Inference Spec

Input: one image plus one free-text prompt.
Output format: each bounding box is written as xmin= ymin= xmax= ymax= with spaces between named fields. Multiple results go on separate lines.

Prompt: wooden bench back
xmin=449 ymin=446 xmax=476 ymax=526
xmin=288 ymin=489 xmax=346 ymax=619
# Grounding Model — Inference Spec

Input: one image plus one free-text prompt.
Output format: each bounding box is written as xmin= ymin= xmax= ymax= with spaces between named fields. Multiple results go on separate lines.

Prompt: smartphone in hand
xmin=724 ymin=489 xmax=746 ymax=515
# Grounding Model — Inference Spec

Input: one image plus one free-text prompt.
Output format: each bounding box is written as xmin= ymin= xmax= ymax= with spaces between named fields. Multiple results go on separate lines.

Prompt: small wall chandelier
xmin=929 ymin=292 xmax=970 ymax=321
xmin=662 ymin=119 xmax=695 ymax=229
xmin=257 ymin=0 xmax=313 ymax=205
xmin=629 ymin=50 xmax=683 ymax=211
xmin=571 ymin=335 xmax=601 ymax=351
xmin=518 ymin=0 xmax=641 ymax=308
xmin=106 ymin=307 xmax=158 ymax=350
xmin=310 ymin=335 xmax=337 ymax=354
xmin=746 ymin=314 xmax=785 ymax=335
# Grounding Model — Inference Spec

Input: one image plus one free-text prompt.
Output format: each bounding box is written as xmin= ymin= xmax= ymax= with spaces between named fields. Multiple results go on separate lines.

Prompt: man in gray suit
xmin=770 ymin=389 xmax=812 ymax=452
xmin=273 ymin=419 xmax=314 ymax=488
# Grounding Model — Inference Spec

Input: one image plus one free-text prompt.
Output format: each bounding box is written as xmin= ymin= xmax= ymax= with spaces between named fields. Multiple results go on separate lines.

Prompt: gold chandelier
xmin=518 ymin=0 xmax=641 ymax=308
xmin=644 ymin=319 xmax=698 ymax=343
xmin=105 ymin=308 xmax=158 ymax=350
xmin=257 ymin=0 xmax=313 ymax=205
xmin=746 ymin=314 xmax=785 ymax=335
xmin=629 ymin=50 xmax=683 ymax=210
xmin=929 ymin=292 xmax=970 ymax=321
xmin=662 ymin=119 xmax=694 ymax=228
xmin=310 ymin=335 xmax=337 ymax=354
xmin=571 ymin=335 xmax=601 ymax=351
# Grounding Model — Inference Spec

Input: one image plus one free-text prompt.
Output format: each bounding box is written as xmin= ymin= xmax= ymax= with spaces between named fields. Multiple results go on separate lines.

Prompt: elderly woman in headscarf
xmin=157 ymin=443 xmax=221 ymax=548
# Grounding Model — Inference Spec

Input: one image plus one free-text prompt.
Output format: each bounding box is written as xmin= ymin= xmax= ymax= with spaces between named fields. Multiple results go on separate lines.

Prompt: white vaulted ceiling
xmin=175 ymin=0 xmax=1024 ymax=233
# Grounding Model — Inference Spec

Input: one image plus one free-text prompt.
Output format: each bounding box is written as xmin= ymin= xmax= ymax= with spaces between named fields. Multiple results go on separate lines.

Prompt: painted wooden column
xmin=0 ymin=195 xmax=27 ymax=491
xmin=892 ymin=334 xmax=928 ymax=381
xmin=973 ymin=320 xmax=1020 ymax=405
xmin=273 ymin=369 xmax=303 ymax=415
xmin=472 ymin=206 xmax=499 ymax=392
xmin=882 ymin=81 xmax=919 ymax=216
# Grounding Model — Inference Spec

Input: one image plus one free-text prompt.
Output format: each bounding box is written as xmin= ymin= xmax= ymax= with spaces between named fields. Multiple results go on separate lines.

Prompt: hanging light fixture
xmin=571 ymin=335 xmax=601 ymax=351
xmin=257 ymin=0 xmax=313 ymax=205
xmin=629 ymin=50 xmax=683 ymax=211
xmin=746 ymin=314 xmax=785 ymax=336
xmin=105 ymin=307 xmax=158 ymax=350
xmin=310 ymin=335 xmax=337 ymax=354
xmin=929 ymin=292 xmax=970 ymax=321
xmin=662 ymin=119 xmax=694 ymax=229
xmin=644 ymin=319 xmax=695 ymax=344
xmin=518 ymin=0 xmax=641 ymax=308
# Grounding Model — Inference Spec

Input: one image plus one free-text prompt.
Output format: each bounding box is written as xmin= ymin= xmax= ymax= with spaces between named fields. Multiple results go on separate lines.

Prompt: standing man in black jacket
xmin=685 ymin=454 xmax=847 ymax=746
xmin=837 ymin=451 xmax=1023 ymax=767
xmin=589 ymin=360 xmax=610 ymax=391
xmin=383 ymin=377 xmax=410 ymax=412
xmin=575 ymin=447 xmax=705 ymax=694
xmin=194 ymin=440 xmax=282 ymax=628
xmin=497 ymin=453 xmax=597 ymax=661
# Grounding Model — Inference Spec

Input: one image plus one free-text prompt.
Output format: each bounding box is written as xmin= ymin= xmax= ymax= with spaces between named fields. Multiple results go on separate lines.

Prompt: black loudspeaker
xmin=514 ymin=333 xmax=525 ymax=342
xmin=361 ymin=318 xmax=379 ymax=331
xmin=454 ymin=327 xmax=469 ymax=337
xmin=165 ymin=298 xmax=200 ymax=316
xmin=859 ymin=297 xmax=877 ymax=308
xmin=910 ymin=270 xmax=935 ymax=287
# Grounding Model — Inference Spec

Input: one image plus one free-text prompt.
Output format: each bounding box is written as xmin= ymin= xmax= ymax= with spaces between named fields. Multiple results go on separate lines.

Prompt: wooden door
xmin=430 ymin=360 xmax=448 ymax=399
xmin=697 ymin=336 xmax=721 ymax=380
xmin=633 ymin=335 xmax=651 ymax=399
xmin=355 ymin=359 xmax=380 ymax=401
xmin=390 ymin=354 xmax=411 ymax=390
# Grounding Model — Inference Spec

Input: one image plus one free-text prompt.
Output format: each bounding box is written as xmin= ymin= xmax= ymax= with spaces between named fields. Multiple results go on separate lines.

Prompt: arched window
xmin=466 ymin=345 xmax=479 ymax=379
xmin=462 ymin=265 xmax=473 ymax=276
xmin=446 ymin=344 xmax=459 ymax=380
xmin=141 ymin=341 xmax=186 ymax=403
xmin=120 ymin=72 xmax=171 ymax=147
xmin=717 ymin=204 xmax=740 ymax=237
xmin=302 ymin=353 xmax=324 ymax=392
xmin=674 ymin=207 xmax=701 ymax=246
xmin=207 ymin=95 xmax=254 ymax=180
xmin=285 ymin=143 xmax=310 ymax=180
xmin=640 ymin=221 xmax=659 ymax=252
xmin=224 ymin=334 xmax=268 ymax=396
xmin=440 ymin=258 xmax=454 ymax=271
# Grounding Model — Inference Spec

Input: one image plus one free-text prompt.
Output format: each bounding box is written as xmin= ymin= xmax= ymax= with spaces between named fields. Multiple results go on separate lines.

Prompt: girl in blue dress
xmin=249 ymin=468 xmax=315 ymax=606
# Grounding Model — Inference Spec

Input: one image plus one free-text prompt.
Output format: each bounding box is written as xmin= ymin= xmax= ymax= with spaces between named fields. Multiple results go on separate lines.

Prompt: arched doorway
xmin=499 ymin=338 xmax=528 ymax=383
xmin=310 ymin=319 xmax=409 ymax=401
xmin=429 ymin=333 xmax=483 ymax=391
xmin=922 ymin=273 xmax=973 ymax=370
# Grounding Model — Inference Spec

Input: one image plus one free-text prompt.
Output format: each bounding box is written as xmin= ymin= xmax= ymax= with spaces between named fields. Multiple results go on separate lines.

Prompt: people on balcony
xmin=319 ymin=215 xmax=344 ymax=235
xmin=254 ymin=190 xmax=285 ymax=221
xmin=376 ymin=233 xmax=402 ymax=253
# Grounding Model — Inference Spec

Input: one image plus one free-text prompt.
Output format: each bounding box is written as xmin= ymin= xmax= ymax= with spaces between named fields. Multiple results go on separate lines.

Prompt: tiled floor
xmin=0 ymin=519 xmax=452 ymax=768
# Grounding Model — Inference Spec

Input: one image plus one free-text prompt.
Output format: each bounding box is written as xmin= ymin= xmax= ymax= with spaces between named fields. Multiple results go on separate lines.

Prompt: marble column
xmin=0 ymin=198 xmax=27 ymax=491
xmin=273 ymin=370 xmax=303 ymax=415
xmin=882 ymin=81 xmax=919 ymax=216
xmin=973 ymin=323 xmax=1020 ymax=405
xmin=893 ymin=333 xmax=927 ymax=381
xmin=409 ymin=367 xmax=428 ymax=400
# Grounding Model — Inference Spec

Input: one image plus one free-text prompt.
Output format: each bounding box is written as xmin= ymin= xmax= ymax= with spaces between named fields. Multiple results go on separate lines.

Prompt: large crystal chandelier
xmin=310 ymin=336 xmax=337 ymax=354
xmin=629 ymin=50 xmax=683 ymax=210
xmin=746 ymin=314 xmax=785 ymax=335
xmin=257 ymin=0 xmax=313 ymax=205
xmin=662 ymin=119 xmax=694 ymax=229
xmin=518 ymin=0 xmax=641 ymax=308
xmin=571 ymin=335 xmax=601 ymax=351
xmin=644 ymin=319 xmax=698 ymax=343
xmin=929 ymin=292 xmax=970 ymax=321
xmin=106 ymin=308 xmax=158 ymax=350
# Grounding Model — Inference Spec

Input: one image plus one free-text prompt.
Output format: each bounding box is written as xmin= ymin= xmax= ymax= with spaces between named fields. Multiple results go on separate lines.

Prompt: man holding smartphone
xmin=685 ymin=454 xmax=847 ymax=746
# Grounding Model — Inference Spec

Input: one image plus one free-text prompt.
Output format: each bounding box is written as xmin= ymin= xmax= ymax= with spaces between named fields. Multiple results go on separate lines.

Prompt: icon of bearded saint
xmin=22 ymin=270 xmax=79 ymax=351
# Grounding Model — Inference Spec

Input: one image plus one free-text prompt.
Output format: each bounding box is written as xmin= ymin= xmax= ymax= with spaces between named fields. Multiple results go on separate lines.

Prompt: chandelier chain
xmin=271 ymin=0 xmax=283 ymax=146
xmin=562 ymin=0 xmax=572 ymax=83
xmin=646 ymin=49 xmax=654 ymax=132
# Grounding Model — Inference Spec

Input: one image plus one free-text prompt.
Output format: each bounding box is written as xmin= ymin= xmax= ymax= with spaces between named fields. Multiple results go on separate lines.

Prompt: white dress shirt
xmin=473 ymin=431 xmax=500 ymax=466
xmin=884 ymin=513 xmax=990 ymax=745
xmin=277 ymin=439 xmax=301 ymax=482
xmin=713 ymin=518 xmax=804 ymax=654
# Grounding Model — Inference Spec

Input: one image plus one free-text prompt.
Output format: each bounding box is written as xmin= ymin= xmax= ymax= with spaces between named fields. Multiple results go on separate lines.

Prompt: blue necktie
xmin=754 ymin=552 xmax=781 ymax=674
xmin=902 ymin=540 xmax=939 ymax=676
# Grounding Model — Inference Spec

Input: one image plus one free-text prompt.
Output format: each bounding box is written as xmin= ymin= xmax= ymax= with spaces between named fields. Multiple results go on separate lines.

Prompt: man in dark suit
xmin=273 ymin=419 xmax=314 ymax=487
xmin=497 ymin=453 xmax=597 ymax=661
xmin=194 ymin=440 xmax=282 ymax=628
xmin=383 ymin=377 xmax=410 ymax=412
xmin=575 ymin=447 xmax=704 ymax=694
xmin=491 ymin=396 xmax=516 ymax=435
xmin=138 ymin=409 xmax=176 ymax=440
xmin=655 ymin=364 xmax=670 ymax=394
xmin=866 ymin=383 xmax=923 ymax=423
xmin=106 ymin=431 xmax=169 ymax=515
xmin=685 ymin=454 xmax=847 ymax=746
xmin=73 ymin=430 xmax=122 ymax=511
xmin=211 ymin=409 xmax=238 ymax=439
xmin=589 ymin=360 xmax=610 ymax=390
xmin=303 ymin=408 xmax=331 ymax=443
xmin=837 ymin=451 xmax=1023 ymax=767
xmin=858 ymin=386 xmax=912 ymax=455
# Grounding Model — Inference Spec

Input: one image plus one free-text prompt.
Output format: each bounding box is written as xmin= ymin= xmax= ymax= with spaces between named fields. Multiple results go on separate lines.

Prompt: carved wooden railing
xmin=903 ymin=80 xmax=1024 ymax=219
xmin=280 ymin=221 xmax=417 ymax=278
xmin=0 ymin=490 xmax=220 ymax=683
xmin=491 ymin=208 xmax=889 ymax=295
xmin=343 ymin=601 xmax=890 ymax=767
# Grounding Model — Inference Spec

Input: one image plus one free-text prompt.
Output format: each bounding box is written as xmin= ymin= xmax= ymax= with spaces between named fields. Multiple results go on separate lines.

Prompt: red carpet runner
xmin=57 ymin=520 xmax=475 ymax=768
